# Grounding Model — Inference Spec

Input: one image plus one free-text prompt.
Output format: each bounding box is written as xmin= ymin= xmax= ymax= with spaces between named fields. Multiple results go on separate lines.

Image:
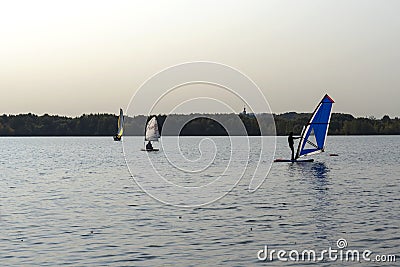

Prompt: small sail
xmin=296 ymin=94 xmax=334 ymax=158
xmin=145 ymin=116 xmax=160 ymax=141
xmin=116 ymin=108 xmax=124 ymax=138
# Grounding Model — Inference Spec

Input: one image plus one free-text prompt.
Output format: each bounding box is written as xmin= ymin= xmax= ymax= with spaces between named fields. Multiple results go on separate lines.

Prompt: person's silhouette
xmin=288 ymin=132 xmax=300 ymax=160
xmin=146 ymin=141 xmax=153 ymax=150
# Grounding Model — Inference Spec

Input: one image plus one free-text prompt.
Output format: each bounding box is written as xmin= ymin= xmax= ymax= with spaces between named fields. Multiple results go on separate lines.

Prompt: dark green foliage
xmin=0 ymin=112 xmax=399 ymax=136
xmin=275 ymin=113 xmax=400 ymax=135
xmin=0 ymin=113 xmax=117 ymax=136
xmin=179 ymin=117 xmax=228 ymax=136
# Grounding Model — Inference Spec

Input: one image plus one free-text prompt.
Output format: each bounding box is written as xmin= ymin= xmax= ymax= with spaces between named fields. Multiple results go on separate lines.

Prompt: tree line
xmin=0 ymin=112 xmax=399 ymax=136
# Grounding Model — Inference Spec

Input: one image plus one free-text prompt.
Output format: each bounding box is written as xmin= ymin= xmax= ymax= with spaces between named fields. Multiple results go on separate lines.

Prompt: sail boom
xmin=300 ymin=149 xmax=323 ymax=157
xmin=145 ymin=136 xmax=159 ymax=141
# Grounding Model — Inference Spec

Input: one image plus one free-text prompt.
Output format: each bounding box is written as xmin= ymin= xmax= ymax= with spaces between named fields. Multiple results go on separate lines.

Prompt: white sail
xmin=145 ymin=117 xmax=160 ymax=141
xmin=116 ymin=108 xmax=124 ymax=138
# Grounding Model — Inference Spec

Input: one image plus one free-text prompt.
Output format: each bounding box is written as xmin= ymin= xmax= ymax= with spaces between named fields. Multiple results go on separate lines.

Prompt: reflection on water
xmin=286 ymin=161 xmax=329 ymax=179
xmin=304 ymin=162 xmax=333 ymax=241
xmin=292 ymin=161 xmax=330 ymax=179
xmin=287 ymin=161 xmax=333 ymax=240
xmin=310 ymin=162 xmax=329 ymax=179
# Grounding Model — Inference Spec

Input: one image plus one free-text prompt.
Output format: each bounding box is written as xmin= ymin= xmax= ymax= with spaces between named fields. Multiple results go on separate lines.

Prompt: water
xmin=0 ymin=136 xmax=399 ymax=266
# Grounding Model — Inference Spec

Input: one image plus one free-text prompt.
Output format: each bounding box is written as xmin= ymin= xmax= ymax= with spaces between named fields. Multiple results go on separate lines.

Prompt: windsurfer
xmin=146 ymin=141 xmax=153 ymax=150
xmin=288 ymin=132 xmax=300 ymax=160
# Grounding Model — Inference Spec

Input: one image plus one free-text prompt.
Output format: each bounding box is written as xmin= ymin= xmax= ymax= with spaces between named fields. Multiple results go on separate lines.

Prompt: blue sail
xmin=296 ymin=94 xmax=334 ymax=158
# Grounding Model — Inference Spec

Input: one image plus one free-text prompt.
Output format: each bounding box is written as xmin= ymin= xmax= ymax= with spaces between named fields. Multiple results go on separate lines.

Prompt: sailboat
xmin=113 ymin=108 xmax=124 ymax=141
xmin=274 ymin=94 xmax=334 ymax=162
xmin=141 ymin=116 xmax=160 ymax=151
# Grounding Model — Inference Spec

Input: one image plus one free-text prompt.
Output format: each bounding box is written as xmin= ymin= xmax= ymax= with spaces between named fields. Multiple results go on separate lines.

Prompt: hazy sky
xmin=1 ymin=0 xmax=399 ymax=117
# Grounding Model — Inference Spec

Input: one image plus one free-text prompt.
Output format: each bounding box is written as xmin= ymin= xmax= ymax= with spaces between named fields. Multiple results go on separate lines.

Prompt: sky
xmin=0 ymin=0 xmax=399 ymax=118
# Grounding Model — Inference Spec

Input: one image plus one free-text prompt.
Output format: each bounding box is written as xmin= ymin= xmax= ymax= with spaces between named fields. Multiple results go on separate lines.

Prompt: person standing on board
xmin=288 ymin=132 xmax=301 ymax=160
xmin=146 ymin=141 xmax=153 ymax=150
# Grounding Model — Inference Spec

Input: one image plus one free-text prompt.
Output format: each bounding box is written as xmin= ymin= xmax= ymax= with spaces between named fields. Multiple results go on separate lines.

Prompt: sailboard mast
xmin=295 ymin=94 xmax=334 ymax=159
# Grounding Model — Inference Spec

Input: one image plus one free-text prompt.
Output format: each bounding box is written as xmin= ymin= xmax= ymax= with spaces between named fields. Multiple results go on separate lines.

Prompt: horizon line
xmin=1 ymin=111 xmax=398 ymax=119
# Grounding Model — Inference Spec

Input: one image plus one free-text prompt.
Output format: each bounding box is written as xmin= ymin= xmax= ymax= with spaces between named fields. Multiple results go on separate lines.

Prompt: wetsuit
xmin=146 ymin=142 xmax=153 ymax=150
xmin=288 ymin=135 xmax=295 ymax=160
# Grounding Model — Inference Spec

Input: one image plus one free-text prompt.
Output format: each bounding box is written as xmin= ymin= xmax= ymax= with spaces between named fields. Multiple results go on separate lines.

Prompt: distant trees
xmin=0 ymin=113 xmax=117 ymax=136
xmin=274 ymin=112 xmax=400 ymax=135
xmin=0 ymin=112 xmax=399 ymax=136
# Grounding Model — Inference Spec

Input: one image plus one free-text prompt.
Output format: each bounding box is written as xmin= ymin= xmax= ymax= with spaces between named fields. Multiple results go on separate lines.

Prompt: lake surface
xmin=0 ymin=136 xmax=399 ymax=266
